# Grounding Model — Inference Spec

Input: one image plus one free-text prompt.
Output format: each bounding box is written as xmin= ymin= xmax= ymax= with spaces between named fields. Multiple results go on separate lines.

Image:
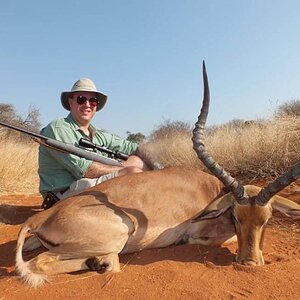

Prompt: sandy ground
xmin=0 ymin=183 xmax=299 ymax=300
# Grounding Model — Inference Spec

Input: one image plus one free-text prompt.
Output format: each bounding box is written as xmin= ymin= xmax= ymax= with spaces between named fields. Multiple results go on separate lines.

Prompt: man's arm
xmin=83 ymin=145 xmax=153 ymax=179
xmin=83 ymin=161 xmax=123 ymax=178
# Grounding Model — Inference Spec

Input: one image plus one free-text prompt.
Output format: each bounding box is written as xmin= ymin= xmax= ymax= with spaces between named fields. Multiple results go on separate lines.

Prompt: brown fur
xmin=16 ymin=169 xmax=300 ymax=287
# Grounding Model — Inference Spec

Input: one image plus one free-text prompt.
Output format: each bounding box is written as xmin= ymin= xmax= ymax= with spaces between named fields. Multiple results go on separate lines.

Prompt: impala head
xmin=192 ymin=62 xmax=300 ymax=266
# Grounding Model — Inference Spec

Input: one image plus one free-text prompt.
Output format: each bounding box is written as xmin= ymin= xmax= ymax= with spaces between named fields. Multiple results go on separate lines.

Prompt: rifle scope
xmin=79 ymin=138 xmax=129 ymax=161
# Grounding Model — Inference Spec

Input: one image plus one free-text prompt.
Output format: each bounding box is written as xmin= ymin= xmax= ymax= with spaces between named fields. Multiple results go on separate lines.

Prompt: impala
xmin=16 ymin=62 xmax=300 ymax=287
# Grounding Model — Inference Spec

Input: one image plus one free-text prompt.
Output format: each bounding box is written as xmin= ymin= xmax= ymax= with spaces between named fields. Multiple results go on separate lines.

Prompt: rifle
xmin=0 ymin=121 xmax=124 ymax=167
xmin=79 ymin=138 xmax=129 ymax=161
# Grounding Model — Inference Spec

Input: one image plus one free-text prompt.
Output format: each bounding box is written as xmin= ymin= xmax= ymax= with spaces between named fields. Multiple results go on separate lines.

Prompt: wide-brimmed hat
xmin=61 ymin=78 xmax=107 ymax=111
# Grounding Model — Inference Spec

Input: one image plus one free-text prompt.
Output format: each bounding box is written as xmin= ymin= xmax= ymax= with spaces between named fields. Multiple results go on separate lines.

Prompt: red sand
xmin=0 ymin=183 xmax=299 ymax=300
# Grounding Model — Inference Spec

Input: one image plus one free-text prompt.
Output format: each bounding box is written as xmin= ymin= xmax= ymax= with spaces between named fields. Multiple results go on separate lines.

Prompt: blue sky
xmin=1 ymin=1 xmax=300 ymax=137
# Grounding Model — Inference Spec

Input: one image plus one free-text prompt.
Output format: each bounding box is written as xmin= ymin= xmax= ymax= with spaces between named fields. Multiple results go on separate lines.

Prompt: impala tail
xmin=16 ymin=223 xmax=47 ymax=287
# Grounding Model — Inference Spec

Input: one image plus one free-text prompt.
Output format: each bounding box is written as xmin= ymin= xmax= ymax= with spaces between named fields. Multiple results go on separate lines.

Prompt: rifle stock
xmin=0 ymin=121 xmax=123 ymax=167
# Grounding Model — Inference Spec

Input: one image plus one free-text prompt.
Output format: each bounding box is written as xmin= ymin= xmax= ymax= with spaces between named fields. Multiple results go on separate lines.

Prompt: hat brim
xmin=61 ymin=91 xmax=107 ymax=111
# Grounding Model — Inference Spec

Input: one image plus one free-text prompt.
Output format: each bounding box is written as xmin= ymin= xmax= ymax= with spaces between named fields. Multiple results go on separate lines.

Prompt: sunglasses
xmin=76 ymin=95 xmax=99 ymax=108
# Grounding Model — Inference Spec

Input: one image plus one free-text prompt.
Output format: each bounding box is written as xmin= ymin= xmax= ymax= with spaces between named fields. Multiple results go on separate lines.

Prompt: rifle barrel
xmin=0 ymin=121 xmax=47 ymax=140
xmin=0 ymin=121 xmax=123 ymax=166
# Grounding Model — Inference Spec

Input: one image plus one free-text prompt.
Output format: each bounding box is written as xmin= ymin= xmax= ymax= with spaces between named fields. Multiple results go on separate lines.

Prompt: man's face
xmin=68 ymin=92 xmax=98 ymax=126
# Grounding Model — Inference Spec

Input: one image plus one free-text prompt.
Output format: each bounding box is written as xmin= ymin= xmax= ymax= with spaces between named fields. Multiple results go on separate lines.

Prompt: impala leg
xmin=28 ymin=252 xmax=121 ymax=275
xmin=27 ymin=251 xmax=89 ymax=275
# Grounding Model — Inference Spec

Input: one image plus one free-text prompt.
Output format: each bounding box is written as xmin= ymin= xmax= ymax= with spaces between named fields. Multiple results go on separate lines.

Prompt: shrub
xmin=275 ymin=99 xmax=300 ymax=117
xmin=149 ymin=120 xmax=192 ymax=141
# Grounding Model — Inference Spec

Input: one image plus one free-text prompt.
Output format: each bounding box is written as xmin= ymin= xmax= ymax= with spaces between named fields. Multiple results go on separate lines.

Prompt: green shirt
xmin=38 ymin=114 xmax=137 ymax=196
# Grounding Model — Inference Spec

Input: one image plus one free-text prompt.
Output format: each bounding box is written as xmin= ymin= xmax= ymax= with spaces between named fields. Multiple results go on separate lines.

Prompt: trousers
xmin=56 ymin=172 xmax=118 ymax=200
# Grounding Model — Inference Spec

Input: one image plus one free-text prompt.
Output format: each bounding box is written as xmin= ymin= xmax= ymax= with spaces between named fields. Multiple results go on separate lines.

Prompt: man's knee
xmin=123 ymin=155 xmax=149 ymax=170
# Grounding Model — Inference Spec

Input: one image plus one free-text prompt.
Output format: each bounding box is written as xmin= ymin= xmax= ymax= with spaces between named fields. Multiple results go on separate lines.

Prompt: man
xmin=38 ymin=78 xmax=149 ymax=207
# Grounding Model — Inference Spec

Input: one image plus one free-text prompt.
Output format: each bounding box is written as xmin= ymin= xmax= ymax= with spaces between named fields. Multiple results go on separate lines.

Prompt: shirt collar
xmin=66 ymin=113 xmax=97 ymax=137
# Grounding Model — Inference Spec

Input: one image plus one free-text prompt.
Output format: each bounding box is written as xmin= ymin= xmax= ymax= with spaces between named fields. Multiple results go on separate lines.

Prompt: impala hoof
xmin=86 ymin=254 xmax=121 ymax=273
xmin=86 ymin=257 xmax=108 ymax=273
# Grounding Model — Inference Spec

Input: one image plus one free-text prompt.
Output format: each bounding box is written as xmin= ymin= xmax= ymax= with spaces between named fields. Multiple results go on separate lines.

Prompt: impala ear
xmin=192 ymin=193 xmax=233 ymax=222
xmin=272 ymin=195 xmax=300 ymax=217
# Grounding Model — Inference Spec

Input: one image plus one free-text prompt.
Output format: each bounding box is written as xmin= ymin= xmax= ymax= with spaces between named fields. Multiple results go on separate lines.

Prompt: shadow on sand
xmin=0 ymin=204 xmax=42 ymax=225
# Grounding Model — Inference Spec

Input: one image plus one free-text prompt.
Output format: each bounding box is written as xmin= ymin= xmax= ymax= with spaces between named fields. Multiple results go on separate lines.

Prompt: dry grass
xmin=146 ymin=116 xmax=300 ymax=179
xmin=206 ymin=117 xmax=300 ymax=177
xmin=0 ymin=136 xmax=39 ymax=193
xmin=144 ymin=131 xmax=197 ymax=167
xmin=1 ymin=116 xmax=300 ymax=193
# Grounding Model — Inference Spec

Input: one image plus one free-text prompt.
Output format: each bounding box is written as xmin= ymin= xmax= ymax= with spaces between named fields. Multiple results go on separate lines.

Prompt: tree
xmin=275 ymin=100 xmax=300 ymax=117
xmin=0 ymin=104 xmax=22 ymax=124
xmin=0 ymin=103 xmax=42 ymax=139
xmin=126 ymin=131 xmax=146 ymax=144
xmin=23 ymin=105 xmax=42 ymax=133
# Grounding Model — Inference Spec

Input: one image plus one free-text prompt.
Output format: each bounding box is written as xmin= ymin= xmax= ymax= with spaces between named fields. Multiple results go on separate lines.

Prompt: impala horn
xmin=255 ymin=161 xmax=300 ymax=205
xmin=192 ymin=61 xmax=248 ymax=205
